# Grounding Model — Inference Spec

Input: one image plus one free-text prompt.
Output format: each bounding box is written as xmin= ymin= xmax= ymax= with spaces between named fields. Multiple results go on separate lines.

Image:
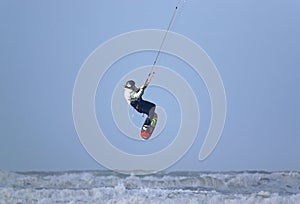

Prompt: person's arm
xmin=130 ymin=85 xmax=145 ymax=100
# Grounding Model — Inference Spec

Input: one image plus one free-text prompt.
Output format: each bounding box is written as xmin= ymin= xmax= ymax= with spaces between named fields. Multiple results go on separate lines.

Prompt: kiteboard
xmin=140 ymin=113 xmax=158 ymax=140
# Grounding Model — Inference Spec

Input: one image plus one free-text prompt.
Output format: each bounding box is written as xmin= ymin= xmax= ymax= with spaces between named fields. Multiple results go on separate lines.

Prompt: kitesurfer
xmin=124 ymin=80 xmax=156 ymax=130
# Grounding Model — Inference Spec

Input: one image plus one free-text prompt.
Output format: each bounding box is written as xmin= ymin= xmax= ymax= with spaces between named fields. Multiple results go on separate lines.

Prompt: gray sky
xmin=0 ymin=0 xmax=299 ymax=172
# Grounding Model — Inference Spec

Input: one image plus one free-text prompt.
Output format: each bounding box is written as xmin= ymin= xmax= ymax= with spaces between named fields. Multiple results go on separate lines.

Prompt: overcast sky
xmin=0 ymin=0 xmax=299 ymax=172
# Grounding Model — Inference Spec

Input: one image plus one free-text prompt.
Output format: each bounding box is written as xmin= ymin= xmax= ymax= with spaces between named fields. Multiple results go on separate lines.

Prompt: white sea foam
xmin=0 ymin=170 xmax=299 ymax=204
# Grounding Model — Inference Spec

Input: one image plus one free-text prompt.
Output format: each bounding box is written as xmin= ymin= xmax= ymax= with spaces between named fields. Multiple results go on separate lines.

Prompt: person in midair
xmin=124 ymin=80 xmax=156 ymax=130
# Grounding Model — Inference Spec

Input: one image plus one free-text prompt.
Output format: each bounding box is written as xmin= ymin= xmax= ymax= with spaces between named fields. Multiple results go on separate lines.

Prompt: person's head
xmin=124 ymin=80 xmax=135 ymax=89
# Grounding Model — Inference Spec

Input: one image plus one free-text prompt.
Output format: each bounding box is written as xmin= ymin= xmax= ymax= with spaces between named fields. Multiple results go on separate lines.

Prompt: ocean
xmin=0 ymin=170 xmax=300 ymax=204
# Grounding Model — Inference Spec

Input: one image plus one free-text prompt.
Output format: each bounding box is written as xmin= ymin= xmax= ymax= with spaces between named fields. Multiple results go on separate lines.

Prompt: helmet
xmin=125 ymin=80 xmax=135 ymax=88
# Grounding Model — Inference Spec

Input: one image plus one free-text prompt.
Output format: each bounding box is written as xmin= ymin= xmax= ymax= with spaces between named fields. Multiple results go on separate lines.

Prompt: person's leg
xmin=139 ymin=100 xmax=156 ymax=126
xmin=131 ymin=99 xmax=156 ymax=126
xmin=148 ymin=106 xmax=155 ymax=121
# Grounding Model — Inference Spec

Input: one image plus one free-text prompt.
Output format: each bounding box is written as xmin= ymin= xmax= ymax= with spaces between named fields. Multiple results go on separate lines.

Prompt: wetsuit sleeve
xmin=124 ymin=87 xmax=144 ymax=104
xmin=130 ymin=87 xmax=144 ymax=100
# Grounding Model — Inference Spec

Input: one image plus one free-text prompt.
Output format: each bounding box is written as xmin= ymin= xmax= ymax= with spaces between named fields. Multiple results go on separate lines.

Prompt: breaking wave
xmin=1 ymin=170 xmax=300 ymax=203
